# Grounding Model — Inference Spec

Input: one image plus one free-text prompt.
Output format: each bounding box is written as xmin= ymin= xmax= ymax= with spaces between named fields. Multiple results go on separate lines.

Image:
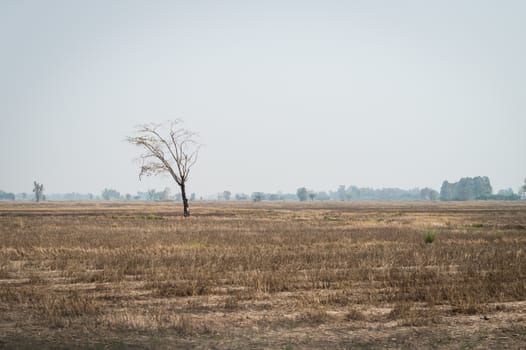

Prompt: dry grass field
xmin=0 ymin=201 xmax=525 ymax=349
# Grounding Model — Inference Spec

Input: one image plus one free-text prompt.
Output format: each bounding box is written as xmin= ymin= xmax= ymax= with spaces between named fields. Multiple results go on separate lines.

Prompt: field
xmin=0 ymin=201 xmax=525 ymax=349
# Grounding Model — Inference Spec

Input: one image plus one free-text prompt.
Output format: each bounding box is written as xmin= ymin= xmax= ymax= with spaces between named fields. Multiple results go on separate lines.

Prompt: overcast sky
xmin=1 ymin=0 xmax=525 ymax=196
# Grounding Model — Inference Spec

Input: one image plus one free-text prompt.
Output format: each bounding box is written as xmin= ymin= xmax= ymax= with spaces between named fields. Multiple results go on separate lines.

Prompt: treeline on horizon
xmin=1 ymin=176 xmax=525 ymax=202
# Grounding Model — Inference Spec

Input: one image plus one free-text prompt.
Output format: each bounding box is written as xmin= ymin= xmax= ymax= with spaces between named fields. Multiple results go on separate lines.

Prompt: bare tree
xmin=33 ymin=181 xmax=44 ymax=202
xmin=127 ymin=120 xmax=199 ymax=217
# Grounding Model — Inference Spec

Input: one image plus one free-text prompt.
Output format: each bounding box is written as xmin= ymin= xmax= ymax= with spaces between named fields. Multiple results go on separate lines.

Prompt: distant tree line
xmin=47 ymin=193 xmax=94 ymax=200
xmin=101 ymin=188 xmax=121 ymax=201
xmin=100 ymin=188 xmax=188 ymax=201
xmin=0 ymin=190 xmax=15 ymax=200
xmin=245 ymin=186 xmax=435 ymax=202
xmin=297 ymin=187 xmax=315 ymax=201
xmin=217 ymin=190 xmax=232 ymax=200
xmin=3 ymin=177 xmax=525 ymax=202
xmin=440 ymin=176 xmax=492 ymax=201
xmin=167 ymin=179 xmax=524 ymax=202
xmin=420 ymin=187 xmax=439 ymax=201
xmin=491 ymin=188 xmax=521 ymax=201
xmin=146 ymin=188 xmax=172 ymax=201
xmin=249 ymin=192 xmax=297 ymax=201
xmin=306 ymin=185 xmax=427 ymax=201
xmin=439 ymin=176 xmax=522 ymax=201
xmin=342 ymin=186 xmax=424 ymax=201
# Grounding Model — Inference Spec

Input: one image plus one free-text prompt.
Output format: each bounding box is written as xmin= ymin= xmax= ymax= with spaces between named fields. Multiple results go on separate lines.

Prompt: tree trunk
xmin=180 ymin=184 xmax=190 ymax=217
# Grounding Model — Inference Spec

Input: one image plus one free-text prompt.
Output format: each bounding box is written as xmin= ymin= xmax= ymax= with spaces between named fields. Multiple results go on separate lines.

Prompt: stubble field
xmin=0 ymin=201 xmax=525 ymax=349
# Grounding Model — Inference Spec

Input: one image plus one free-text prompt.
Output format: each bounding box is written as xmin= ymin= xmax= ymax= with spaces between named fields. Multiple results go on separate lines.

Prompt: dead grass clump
xmin=345 ymin=307 xmax=366 ymax=321
xmin=0 ymin=285 xmax=37 ymax=303
xmin=249 ymin=271 xmax=293 ymax=293
xmin=307 ymin=268 xmax=338 ymax=289
xmin=320 ymin=289 xmax=354 ymax=306
xmin=388 ymin=303 xmax=439 ymax=326
xmin=450 ymin=303 xmax=482 ymax=315
xmin=147 ymin=280 xmax=211 ymax=297
xmin=36 ymin=291 xmax=102 ymax=319
xmin=222 ymin=295 xmax=242 ymax=310
xmin=0 ymin=265 xmax=11 ymax=279
xmin=297 ymin=308 xmax=329 ymax=324
xmin=103 ymin=310 xmax=199 ymax=335
xmin=385 ymin=259 xmax=526 ymax=315
xmin=73 ymin=268 xmax=127 ymax=283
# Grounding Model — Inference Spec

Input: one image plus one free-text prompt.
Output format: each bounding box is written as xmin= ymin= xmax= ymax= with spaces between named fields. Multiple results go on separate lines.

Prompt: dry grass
xmin=0 ymin=201 xmax=525 ymax=348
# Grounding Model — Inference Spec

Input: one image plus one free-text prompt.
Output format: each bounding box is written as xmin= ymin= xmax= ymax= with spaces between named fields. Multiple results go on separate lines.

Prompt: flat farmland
xmin=0 ymin=201 xmax=525 ymax=349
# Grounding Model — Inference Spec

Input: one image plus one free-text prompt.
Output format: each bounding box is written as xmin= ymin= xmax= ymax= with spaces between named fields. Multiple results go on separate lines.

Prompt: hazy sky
xmin=1 ymin=0 xmax=525 ymax=196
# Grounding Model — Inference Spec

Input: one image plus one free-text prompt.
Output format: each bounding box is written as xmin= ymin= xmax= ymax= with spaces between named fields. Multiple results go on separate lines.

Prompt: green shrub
xmin=424 ymin=230 xmax=436 ymax=244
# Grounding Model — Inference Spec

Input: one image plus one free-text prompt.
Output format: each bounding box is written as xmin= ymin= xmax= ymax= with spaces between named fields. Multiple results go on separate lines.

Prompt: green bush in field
xmin=424 ymin=230 xmax=436 ymax=244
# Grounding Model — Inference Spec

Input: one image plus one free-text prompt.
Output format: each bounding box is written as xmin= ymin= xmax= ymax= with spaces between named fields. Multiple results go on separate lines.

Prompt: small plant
xmin=424 ymin=229 xmax=436 ymax=244
xmin=136 ymin=215 xmax=164 ymax=220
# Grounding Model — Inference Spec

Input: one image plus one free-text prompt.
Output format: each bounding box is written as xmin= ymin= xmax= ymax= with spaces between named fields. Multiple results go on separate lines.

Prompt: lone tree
xmin=127 ymin=120 xmax=199 ymax=217
xmin=102 ymin=188 xmax=120 ymax=201
xmin=296 ymin=187 xmax=308 ymax=201
xmin=33 ymin=181 xmax=44 ymax=202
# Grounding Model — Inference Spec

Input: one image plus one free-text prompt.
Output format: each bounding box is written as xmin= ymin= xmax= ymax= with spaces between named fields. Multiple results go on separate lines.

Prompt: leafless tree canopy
xmin=127 ymin=120 xmax=199 ymax=216
xmin=33 ymin=181 xmax=44 ymax=202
